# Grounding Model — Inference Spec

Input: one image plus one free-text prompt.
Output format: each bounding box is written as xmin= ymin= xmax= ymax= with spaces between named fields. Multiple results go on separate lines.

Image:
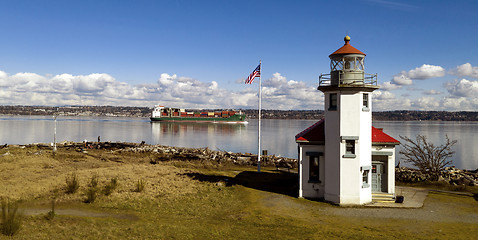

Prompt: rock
xmin=438 ymin=176 xmax=447 ymax=182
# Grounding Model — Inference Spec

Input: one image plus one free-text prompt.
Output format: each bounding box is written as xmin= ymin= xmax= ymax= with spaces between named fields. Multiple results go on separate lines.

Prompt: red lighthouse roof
xmin=295 ymin=119 xmax=325 ymax=143
xmin=329 ymin=36 xmax=366 ymax=57
xmin=371 ymin=126 xmax=400 ymax=144
xmin=295 ymin=119 xmax=399 ymax=145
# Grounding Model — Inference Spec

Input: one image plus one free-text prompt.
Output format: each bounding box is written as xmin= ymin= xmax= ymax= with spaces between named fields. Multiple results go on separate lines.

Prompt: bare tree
xmin=399 ymin=135 xmax=457 ymax=180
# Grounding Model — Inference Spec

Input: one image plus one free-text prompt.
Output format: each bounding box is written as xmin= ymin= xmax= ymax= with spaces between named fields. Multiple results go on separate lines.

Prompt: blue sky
xmin=0 ymin=0 xmax=477 ymax=111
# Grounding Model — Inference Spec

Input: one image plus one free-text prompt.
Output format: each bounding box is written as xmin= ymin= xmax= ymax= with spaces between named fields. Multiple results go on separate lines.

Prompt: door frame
xmin=372 ymin=158 xmax=388 ymax=193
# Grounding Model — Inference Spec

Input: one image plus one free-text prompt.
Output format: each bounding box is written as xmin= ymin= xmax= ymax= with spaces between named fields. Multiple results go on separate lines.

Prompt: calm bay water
xmin=0 ymin=116 xmax=477 ymax=170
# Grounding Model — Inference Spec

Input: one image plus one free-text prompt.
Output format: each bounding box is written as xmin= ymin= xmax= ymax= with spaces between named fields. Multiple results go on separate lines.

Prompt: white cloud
xmin=422 ymin=89 xmax=442 ymax=95
xmin=2 ymin=68 xmax=475 ymax=111
xmin=380 ymin=81 xmax=401 ymax=90
xmin=444 ymin=78 xmax=478 ymax=97
xmin=373 ymin=90 xmax=396 ymax=100
xmin=412 ymin=96 xmax=441 ymax=110
xmin=449 ymin=63 xmax=478 ymax=78
xmin=442 ymin=96 xmax=478 ymax=111
xmin=407 ymin=64 xmax=445 ymax=79
xmin=372 ymin=90 xmax=412 ymax=111
xmin=0 ymin=70 xmax=323 ymax=110
xmin=389 ymin=64 xmax=445 ymax=87
xmin=390 ymin=72 xmax=412 ymax=85
xmin=261 ymin=72 xmax=323 ymax=109
xmin=442 ymin=97 xmax=467 ymax=110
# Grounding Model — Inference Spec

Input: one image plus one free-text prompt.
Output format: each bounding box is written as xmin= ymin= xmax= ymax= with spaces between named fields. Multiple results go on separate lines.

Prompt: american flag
xmin=245 ymin=64 xmax=261 ymax=84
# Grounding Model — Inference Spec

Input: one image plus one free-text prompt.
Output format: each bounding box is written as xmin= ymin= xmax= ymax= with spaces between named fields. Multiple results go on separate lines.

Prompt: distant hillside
xmin=0 ymin=106 xmax=477 ymax=121
xmin=372 ymin=110 xmax=478 ymax=121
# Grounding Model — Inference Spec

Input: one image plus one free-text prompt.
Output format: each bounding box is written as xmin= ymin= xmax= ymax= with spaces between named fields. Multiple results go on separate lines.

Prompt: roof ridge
xmin=295 ymin=118 xmax=324 ymax=139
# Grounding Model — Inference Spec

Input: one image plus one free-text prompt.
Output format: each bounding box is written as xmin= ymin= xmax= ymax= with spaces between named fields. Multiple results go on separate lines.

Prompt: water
xmin=372 ymin=121 xmax=478 ymax=170
xmin=0 ymin=116 xmax=476 ymax=170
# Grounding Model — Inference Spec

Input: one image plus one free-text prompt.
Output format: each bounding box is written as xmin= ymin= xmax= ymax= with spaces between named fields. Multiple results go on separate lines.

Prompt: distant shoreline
xmin=0 ymin=106 xmax=477 ymax=121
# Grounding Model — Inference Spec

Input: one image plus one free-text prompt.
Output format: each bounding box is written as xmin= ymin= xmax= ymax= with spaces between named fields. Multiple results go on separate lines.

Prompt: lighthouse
xmin=318 ymin=35 xmax=378 ymax=205
xmin=295 ymin=36 xmax=399 ymax=205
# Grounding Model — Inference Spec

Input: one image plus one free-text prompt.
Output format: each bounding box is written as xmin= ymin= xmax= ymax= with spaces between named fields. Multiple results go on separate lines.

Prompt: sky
xmin=0 ymin=0 xmax=478 ymax=111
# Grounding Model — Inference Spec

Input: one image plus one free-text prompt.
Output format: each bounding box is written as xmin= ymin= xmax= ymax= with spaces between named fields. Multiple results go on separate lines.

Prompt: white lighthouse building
xmin=296 ymin=36 xmax=399 ymax=205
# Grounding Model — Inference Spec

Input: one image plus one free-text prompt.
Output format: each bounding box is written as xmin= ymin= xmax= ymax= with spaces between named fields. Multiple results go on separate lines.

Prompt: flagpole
xmin=257 ymin=60 xmax=262 ymax=173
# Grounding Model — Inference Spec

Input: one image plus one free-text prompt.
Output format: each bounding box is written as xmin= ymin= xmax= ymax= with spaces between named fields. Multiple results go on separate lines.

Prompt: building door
xmin=372 ymin=163 xmax=382 ymax=192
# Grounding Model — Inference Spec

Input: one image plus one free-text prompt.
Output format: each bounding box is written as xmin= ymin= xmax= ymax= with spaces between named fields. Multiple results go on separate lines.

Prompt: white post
xmin=298 ymin=145 xmax=303 ymax=198
xmin=257 ymin=60 xmax=262 ymax=172
xmin=53 ymin=115 xmax=57 ymax=153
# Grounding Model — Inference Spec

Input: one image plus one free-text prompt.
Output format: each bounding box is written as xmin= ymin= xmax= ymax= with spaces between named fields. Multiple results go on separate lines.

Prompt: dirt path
xmin=20 ymin=207 xmax=139 ymax=220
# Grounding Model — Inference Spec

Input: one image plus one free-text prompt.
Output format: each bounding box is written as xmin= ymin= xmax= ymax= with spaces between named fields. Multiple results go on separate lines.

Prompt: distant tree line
xmin=372 ymin=110 xmax=478 ymax=121
xmin=0 ymin=106 xmax=477 ymax=121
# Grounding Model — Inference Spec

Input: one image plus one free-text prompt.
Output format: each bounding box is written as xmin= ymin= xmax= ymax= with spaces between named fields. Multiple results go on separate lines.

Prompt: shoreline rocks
xmin=396 ymin=167 xmax=478 ymax=186
xmin=19 ymin=141 xmax=298 ymax=169
xmin=5 ymin=142 xmax=477 ymax=186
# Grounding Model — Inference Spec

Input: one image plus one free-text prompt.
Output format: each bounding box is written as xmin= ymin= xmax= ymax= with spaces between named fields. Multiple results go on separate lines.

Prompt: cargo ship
xmin=150 ymin=105 xmax=247 ymax=123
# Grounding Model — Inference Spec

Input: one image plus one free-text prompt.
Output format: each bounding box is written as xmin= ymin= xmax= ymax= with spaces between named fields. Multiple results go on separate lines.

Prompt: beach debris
xmin=396 ymin=166 xmax=478 ymax=186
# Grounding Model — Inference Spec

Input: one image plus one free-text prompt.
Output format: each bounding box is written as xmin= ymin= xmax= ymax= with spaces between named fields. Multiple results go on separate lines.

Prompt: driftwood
xmin=27 ymin=141 xmax=298 ymax=169
xmin=396 ymin=167 xmax=478 ymax=186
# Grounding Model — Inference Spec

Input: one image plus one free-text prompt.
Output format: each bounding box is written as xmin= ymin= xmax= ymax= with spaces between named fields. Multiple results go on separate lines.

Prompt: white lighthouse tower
xmin=296 ymin=36 xmax=398 ymax=205
xmin=318 ymin=36 xmax=379 ymax=205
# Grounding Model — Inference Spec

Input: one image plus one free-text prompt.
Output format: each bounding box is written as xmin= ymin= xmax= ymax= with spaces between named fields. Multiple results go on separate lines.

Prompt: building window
xmin=343 ymin=140 xmax=356 ymax=158
xmin=346 ymin=140 xmax=355 ymax=154
xmin=362 ymin=93 xmax=369 ymax=111
xmin=306 ymin=152 xmax=322 ymax=183
xmin=329 ymin=93 xmax=337 ymax=110
xmin=362 ymin=170 xmax=370 ymax=188
xmin=309 ymin=156 xmax=320 ymax=183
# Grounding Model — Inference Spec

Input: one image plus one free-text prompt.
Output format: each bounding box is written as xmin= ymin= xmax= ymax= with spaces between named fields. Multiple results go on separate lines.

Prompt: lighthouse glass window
xmin=344 ymin=57 xmax=355 ymax=71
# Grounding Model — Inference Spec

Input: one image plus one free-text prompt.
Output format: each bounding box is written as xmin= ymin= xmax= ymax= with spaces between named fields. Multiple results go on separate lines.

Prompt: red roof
xmin=295 ymin=119 xmax=325 ymax=142
xmin=371 ymin=126 xmax=400 ymax=143
xmin=295 ymin=119 xmax=399 ymax=144
xmin=329 ymin=36 xmax=366 ymax=57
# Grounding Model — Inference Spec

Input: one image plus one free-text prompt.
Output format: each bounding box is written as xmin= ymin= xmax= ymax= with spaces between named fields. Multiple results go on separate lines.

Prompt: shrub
xmin=134 ymin=178 xmax=146 ymax=192
xmin=1 ymin=198 xmax=21 ymax=236
xmin=103 ymin=177 xmax=119 ymax=196
xmin=85 ymin=175 xmax=99 ymax=203
xmin=89 ymin=174 xmax=99 ymax=188
xmin=85 ymin=187 xmax=97 ymax=203
xmin=399 ymin=135 xmax=457 ymax=180
xmin=65 ymin=173 xmax=80 ymax=194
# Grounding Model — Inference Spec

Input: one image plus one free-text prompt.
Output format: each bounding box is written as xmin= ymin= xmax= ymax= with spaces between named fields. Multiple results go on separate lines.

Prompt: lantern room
xmin=319 ymin=36 xmax=377 ymax=87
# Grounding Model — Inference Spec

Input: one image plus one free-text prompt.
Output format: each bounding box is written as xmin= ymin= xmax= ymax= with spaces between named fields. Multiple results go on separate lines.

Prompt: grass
xmin=45 ymin=199 xmax=56 ymax=220
xmin=0 ymin=146 xmax=477 ymax=239
xmin=397 ymin=180 xmax=478 ymax=194
xmin=1 ymin=198 xmax=22 ymax=236
xmin=134 ymin=178 xmax=146 ymax=193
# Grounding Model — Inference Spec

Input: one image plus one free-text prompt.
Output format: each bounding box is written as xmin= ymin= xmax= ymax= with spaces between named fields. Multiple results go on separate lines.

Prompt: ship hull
xmin=150 ymin=115 xmax=247 ymax=124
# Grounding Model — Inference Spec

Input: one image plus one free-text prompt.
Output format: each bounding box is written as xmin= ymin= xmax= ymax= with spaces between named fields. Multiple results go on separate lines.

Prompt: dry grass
xmin=0 ymin=145 xmax=477 ymax=239
xmin=0 ymin=147 xmax=197 ymax=203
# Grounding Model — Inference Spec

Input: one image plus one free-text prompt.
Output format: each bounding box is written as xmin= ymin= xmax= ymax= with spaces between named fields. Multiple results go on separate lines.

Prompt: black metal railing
xmin=319 ymin=72 xmax=378 ymax=87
